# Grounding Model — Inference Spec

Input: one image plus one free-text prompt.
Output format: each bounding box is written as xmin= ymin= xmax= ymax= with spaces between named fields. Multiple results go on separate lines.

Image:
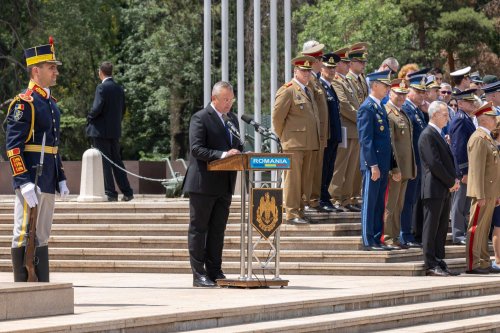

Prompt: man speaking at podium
xmin=183 ymin=81 xmax=243 ymax=287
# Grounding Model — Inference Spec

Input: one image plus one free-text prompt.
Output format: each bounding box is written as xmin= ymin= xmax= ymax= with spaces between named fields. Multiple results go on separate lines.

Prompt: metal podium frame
xmin=208 ymin=153 xmax=290 ymax=288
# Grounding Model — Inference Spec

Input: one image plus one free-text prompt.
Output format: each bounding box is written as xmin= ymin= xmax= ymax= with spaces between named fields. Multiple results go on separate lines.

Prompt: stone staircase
xmin=0 ymin=197 xmax=489 ymax=276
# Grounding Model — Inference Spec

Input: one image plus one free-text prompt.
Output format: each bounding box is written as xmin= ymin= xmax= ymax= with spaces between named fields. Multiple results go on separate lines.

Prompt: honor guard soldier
xmin=465 ymin=102 xmax=500 ymax=274
xmin=301 ymin=41 xmax=329 ymax=211
xmin=357 ymin=70 xmax=394 ymax=251
xmin=449 ymin=89 xmax=478 ymax=245
xmin=383 ymin=79 xmax=416 ymax=249
xmin=400 ymin=72 xmax=427 ymax=248
xmin=5 ymin=37 xmax=69 ymax=282
xmin=330 ymin=46 xmax=362 ymax=212
xmin=272 ymin=56 xmax=320 ymax=224
xmin=450 ymin=66 xmax=472 ymax=94
xmin=318 ymin=52 xmax=342 ymax=212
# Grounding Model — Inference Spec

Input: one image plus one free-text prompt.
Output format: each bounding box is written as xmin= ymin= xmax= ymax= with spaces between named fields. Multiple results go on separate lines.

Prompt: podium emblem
xmin=251 ymin=188 xmax=283 ymax=239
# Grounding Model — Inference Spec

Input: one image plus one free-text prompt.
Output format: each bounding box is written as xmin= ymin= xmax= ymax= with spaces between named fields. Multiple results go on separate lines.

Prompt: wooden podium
xmin=208 ymin=153 xmax=291 ymax=288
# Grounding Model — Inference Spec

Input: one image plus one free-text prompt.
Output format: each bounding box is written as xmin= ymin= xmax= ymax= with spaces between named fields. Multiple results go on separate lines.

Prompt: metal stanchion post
xmin=247 ymin=171 xmax=254 ymax=281
xmin=239 ymin=170 xmax=246 ymax=280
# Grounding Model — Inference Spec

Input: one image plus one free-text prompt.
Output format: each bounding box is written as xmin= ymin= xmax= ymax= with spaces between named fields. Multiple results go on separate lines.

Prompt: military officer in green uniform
xmin=272 ymin=56 xmax=320 ymax=224
xmin=383 ymin=79 xmax=417 ymax=249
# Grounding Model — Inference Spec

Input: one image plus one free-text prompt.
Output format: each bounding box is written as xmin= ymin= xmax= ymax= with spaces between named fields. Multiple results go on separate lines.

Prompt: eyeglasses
xmin=449 ymin=104 xmax=458 ymax=108
xmin=217 ymin=97 xmax=236 ymax=104
xmin=440 ymin=90 xmax=452 ymax=95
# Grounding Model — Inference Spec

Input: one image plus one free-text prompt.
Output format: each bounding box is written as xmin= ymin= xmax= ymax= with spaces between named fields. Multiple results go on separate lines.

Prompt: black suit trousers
xmin=188 ymin=192 xmax=232 ymax=275
xmin=422 ymin=196 xmax=450 ymax=269
xmin=91 ymin=137 xmax=133 ymax=198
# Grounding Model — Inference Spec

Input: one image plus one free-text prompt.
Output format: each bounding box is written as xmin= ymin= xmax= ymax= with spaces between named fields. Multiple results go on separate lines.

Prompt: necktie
xmin=224 ymin=122 xmax=232 ymax=145
xmin=304 ymin=86 xmax=312 ymax=100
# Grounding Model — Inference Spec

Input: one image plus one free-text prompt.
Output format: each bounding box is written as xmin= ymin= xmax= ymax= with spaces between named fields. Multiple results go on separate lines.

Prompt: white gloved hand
xmin=58 ymin=180 xmax=70 ymax=199
xmin=20 ymin=182 xmax=39 ymax=208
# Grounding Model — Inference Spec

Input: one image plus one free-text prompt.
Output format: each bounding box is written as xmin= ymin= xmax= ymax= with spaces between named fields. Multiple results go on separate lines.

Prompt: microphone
xmin=240 ymin=114 xmax=272 ymax=136
xmin=240 ymin=114 xmax=282 ymax=152
xmin=222 ymin=114 xmax=243 ymax=145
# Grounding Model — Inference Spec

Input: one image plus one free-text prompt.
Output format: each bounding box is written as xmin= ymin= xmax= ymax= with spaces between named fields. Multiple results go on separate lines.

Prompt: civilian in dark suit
xmin=86 ymin=61 xmax=133 ymax=202
xmin=418 ymin=101 xmax=460 ymax=276
xmin=183 ymin=81 xmax=243 ymax=287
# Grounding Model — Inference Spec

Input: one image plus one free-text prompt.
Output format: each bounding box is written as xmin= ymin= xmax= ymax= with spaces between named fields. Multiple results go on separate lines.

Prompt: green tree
xmin=294 ymin=0 xmax=413 ymax=72
xmin=433 ymin=7 xmax=497 ymax=72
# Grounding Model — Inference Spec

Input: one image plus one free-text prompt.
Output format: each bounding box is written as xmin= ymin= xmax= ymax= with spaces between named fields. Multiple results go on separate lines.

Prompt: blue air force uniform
xmin=357 ymin=70 xmax=393 ymax=248
xmin=449 ymin=89 xmax=478 ymax=244
xmin=400 ymin=75 xmax=428 ymax=245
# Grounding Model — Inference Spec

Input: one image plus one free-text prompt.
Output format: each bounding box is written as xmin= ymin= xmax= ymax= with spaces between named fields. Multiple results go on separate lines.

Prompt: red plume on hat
xmin=49 ymin=36 xmax=54 ymax=45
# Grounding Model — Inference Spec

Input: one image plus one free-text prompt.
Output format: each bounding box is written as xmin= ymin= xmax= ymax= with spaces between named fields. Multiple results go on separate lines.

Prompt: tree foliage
xmin=0 ymin=0 xmax=498 ymax=161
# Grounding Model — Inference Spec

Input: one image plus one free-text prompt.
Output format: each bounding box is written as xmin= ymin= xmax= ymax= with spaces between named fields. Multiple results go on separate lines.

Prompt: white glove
xmin=58 ymin=180 xmax=70 ymax=199
xmin=20 ymin=183 xmax=39 ymax=208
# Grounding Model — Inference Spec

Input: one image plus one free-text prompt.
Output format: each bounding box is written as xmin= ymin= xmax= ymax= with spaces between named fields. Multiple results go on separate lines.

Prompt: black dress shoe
xmin=405 ymin=242 xmax=423 ymax=249
xmin=209 ymin=271 xmax=226 ymax=281
xmin=395 ymin=242 xmax=410 ymax=249
xmin=466 ymin=267 xmax=490 ymax=275
xmin=363 ymin=245 xmax=385 ymax=251
xmin=107 ymin=196 xmax=118 ymax=202
xmin=383 ymin=244 xmax=401 ymax=251
xmin=318 ymin=205 xmax=338 ymax=213
xmin=490 ymin=265 xmax=500 ymax=274
xmin=453 ymin=240 xmax=466 ymax=245
xmin=345 ymin=204 xmax=361 ymax=212
xmin=121 ymin=195 xmax=134 ymax=202
xmin=286 ymin=217 xmax=309 ymax=224
xmin=333 ymin=204 xmax=349 ymax=212
xmin=193 ymin=275 xmax=216 ymax=287
xmin=426 ymin=266 xmax=450 ymax=277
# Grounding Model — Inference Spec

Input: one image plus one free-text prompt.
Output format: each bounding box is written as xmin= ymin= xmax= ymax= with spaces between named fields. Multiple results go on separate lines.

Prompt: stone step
xmin=0 ymin=235 xmax=365 ymax=250
xmin=0 ymin=212 xmax=361 ymax=225
xmin=0 ymin=245 xmax=483 ymax=263
xmin=0 ymin=222 xmax=361 ymax=237
xmin=376 ymin=314 xmax=500 ymax=332
xmin=0 ymin=257 xmax=472 ymax=276
xmin=0 ymin=283 xmax=74 ymax=320
xmin=2 ymin=277 xmax=497 ymax=333
xmin=188 ymin=294 xmax=500 ymax=332
xmin=0 ymin=247 xmax=418 ymax=263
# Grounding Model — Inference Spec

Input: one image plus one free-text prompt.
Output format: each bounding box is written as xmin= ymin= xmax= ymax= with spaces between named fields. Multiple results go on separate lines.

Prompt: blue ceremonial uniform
xmin=319 ymin=76 xmax=342 ymax=206
xmin=400 ymin=98 xmax=427 ymax=244
xmin=358 ymin=96 xmax=392 ymax=247
xmin=6 ymin=81 xmax=66 ymax=194
xmin=449 ymin=109 xmax=476 ymax=177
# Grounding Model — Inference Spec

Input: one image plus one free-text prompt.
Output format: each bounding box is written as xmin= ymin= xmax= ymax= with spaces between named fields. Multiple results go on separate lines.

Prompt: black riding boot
xmin=35 ymin=246 xmax=50 ymax=282
xmin=11 ymin=247 xmax=28 ymax=282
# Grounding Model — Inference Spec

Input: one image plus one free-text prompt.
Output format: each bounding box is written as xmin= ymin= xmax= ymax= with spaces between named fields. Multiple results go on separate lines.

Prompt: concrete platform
xmin=0 ymin=282 xmax=73 ymax=321
xmin=1 ymin=272 xmax=500 ymax=332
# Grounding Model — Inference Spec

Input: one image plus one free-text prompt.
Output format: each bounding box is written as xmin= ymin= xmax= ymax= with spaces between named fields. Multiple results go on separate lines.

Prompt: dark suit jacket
xmin=86 ymin=78 xmax=125 ymax=139
xmin=182 ymin=104 xmax=244 ymax=196
xmin=418 ymin=125 xmax=456 ymax=199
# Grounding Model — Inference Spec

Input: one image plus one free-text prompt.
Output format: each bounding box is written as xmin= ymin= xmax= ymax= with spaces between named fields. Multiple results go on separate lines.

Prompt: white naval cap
xmin=450 ymin=66 xmax=471 ymax=77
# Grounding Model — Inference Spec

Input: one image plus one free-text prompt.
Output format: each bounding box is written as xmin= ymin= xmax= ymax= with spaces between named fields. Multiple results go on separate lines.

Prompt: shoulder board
xmin=51 ymin=95 xmax=58 ymax=102
xmin=284 ymin=82 xmax=293 ymax=88
xmin=18 ymin=89 xmax=34 ymax=103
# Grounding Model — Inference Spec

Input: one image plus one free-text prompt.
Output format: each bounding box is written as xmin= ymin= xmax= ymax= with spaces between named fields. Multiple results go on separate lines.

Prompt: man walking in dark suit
xmin=87 ymin=61 xmax=133 ymax=202
xmin=418 ymin=101 xmax=460 ymax=276
xmin=183 ymin=81 xmax=243 ymax=287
